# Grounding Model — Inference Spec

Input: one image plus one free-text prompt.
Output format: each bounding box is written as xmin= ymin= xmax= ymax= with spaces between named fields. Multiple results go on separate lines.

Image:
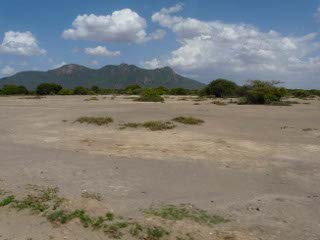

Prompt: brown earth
xmin=0 ymin=95 xmax=319 ymax=240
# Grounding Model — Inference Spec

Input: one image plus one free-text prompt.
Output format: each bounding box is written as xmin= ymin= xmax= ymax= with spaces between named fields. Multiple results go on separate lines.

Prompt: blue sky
xmin=0 ymin=0 xmax=319 ymax=88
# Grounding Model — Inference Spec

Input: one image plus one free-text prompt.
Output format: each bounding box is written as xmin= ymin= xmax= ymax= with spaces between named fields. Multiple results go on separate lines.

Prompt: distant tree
xmin=169 ymin=88 xmax=190 ymax=95
xmin=290 ymin=89 xmax=310 ymax=98
xmin=135 ymin=88 xmax=164 ymax=102
xmin=154 ymin=86 xmax=169 ymax=95
xmin=243 ymin=80 xmax=287 ymax=104
xmin=203 ymin=79 xmax=238 ymax=97
xmin=57 ymin=88 xmax=74 ymax=95
xmin=73 ymin=86 xmax=89 ymax=95
xmin=36 ymin=83 xmax=62 ymax=95
xmin=91 ymin=86 xmax=101 ymax=94
xmin=124 ymin=84 xmax=142 ymax=95
xmin=1 ymin=84 xmax=29 ymax=95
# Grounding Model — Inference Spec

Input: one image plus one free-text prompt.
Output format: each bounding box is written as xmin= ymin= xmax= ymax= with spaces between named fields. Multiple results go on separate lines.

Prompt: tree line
xmin=0 ymin=80 xmax=319 ymax=105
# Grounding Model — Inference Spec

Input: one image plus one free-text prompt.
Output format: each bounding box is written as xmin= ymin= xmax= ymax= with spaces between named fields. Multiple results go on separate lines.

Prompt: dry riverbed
xmin=0 ymin=95 xmax=319 ymax=240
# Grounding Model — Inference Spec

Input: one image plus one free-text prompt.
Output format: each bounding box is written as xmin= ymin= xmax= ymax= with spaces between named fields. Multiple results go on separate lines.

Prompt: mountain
xmin=0 ymin=64 xmax=205 ymax=90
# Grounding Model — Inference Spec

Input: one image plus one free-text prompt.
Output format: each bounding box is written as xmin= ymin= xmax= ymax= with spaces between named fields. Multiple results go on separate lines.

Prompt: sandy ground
xmin=0 ymin=95 xmax=320 ymax=240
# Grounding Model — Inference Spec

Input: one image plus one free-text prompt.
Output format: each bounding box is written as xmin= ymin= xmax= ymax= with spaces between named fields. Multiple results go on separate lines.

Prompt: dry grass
xmin=212 ymin=101 xmax=227 ymax=106
xmin=172 ymin=116 xmax=204 ymax=125
xmin=84 ymin=97 xmax=99 ymax=101
xmin=120 ymin=121 xmax=176 ymax=131
xmin=74 ymin=116 xmax=114 ymax=126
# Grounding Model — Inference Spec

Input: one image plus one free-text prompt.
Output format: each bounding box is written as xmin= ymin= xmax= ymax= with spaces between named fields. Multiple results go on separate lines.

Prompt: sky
xmin=0 ymin=0 xmax=319 ymax=88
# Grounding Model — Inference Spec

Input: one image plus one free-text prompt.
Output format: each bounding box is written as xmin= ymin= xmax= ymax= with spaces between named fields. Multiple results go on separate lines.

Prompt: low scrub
xmin=172 ymin=116 xmax=204 ymax=125
xmin=120 ymin=121 xmax=176 ymax=131
xmin=240 ymin=80 xmax=288 ymax=105
xmin=75 ymin=116 xmax=113 ymax=126
xmin=135 ymin=89 xmax=164 ymax=102
xmin=145 ymin=204 xmax=228 ymax=225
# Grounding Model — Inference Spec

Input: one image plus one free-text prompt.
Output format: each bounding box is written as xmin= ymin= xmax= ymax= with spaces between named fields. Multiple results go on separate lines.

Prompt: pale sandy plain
xmin=0 ymin=95 xmax=319 ymax=240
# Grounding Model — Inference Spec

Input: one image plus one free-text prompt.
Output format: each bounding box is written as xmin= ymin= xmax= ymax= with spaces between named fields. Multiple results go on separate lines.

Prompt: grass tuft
xmin=142 ymin=121 xmax=176 ymax=131
xmin=120 ymin=121 xmax=176 ymax=131
xmin=0 ymin=195 xmax=15 ymax=207
xmin=75 ymin=116 xmax=113 ymax=126
xmin=145 ymin=204 xmax=228 ymax=225
xmin=172 ymin=116 xmax=204 ymax=125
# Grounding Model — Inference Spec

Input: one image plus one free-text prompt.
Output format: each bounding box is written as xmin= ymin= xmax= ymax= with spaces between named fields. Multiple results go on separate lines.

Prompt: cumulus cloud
xmin=0 ymin=31 xmax=46 ymax=56
xmin=1 ymin=65 xmax=16 ymax=76
xmin=85 ymin=46 xmax=120 ymax=57
xmin=63 ymin=9 xmax=165 ymax=43
xmin=144 ymin=58 xmax=164 ymax=69
xmin=54 ymin=61 xmax=67 ymax=68
xmin=149 ymin=5 xmax=320 ymax=86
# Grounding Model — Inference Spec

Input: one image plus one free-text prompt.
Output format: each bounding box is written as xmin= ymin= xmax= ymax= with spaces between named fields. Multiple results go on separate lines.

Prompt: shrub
xmin=91 ymin=86 xmax=101 ymax=94
xmin=57 ymin=88 xmax=74 ymax=95
xmin=73 ymin=86 xmax=90 ymax=95
xmin=291 ymin=89 xmax=310 ymax=98
xmin=74 ymin=116 xmax=114 ymax=126
xmin=1 ymin=84 xmax=29 ymax=95
xmin=142 ymin=121 xmax=175 ymax=131
xmin=36 ymin=83 xmax=62 ymax=95
xmin=169 ymin=88 xmax=190 ymax=95
xmin=135 ymin=88 xmax=164 ymax=102
xmin=120 ymin=121 xmax=176 ymax=131
xmin=124 ymin=84 xmax=142 ymax=95
xmin=242 ymin=80 xmax=287 ymax=104
xmin=172 ymin=116 xmax=204 ymax=125
xmin=154 ymin=86 xmax=169 ymax=95
xmin=202 ymin=79 xmax=238 ymax=97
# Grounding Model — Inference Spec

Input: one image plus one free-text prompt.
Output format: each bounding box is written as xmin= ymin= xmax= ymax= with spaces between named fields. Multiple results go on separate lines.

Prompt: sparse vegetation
xmin=81 ymin=191 xmax=102 ymax=201
xmin=212 ymin=101 xmax=227 ymax=106
xmin=0 ymin=195 xmax=15 ymax=207
xmin=135 ymin=88 xmax=164 ymax=102
xmin=145 ymin=204 xmax=228 ymax=225
xmin=74 ymin=116 xmax=114 ymax=126
xmin=0 ymin=185 xmax=235 ymax=240
xmin=120 ymin=121 xmax=176 ymax=131
xmin=172 ymin=116 xmax=204 ymax=125
xmin=84 ymin=96 xmax=99 ymax=101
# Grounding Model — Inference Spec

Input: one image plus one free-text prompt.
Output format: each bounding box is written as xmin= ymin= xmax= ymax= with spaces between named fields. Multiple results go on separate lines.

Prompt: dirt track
xmin=0 ymin=96 xmax=319 ymax=240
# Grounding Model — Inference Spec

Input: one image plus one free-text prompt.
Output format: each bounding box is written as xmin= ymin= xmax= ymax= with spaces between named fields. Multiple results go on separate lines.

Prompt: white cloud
xmin=54 ymin=61 xmax=67 ymax=68
xmin=0 ymin=31 xmax=46 ymax=56
xmin=85 ymin=46 xmax=120 ymax=57
xmin=144 ymin=58 xmax=164 ymax=69
xmin=63 ymin=9 xmax=165 ymax=43
xmin=1 ymin=66 xmax=16 ymax=76
xmin=149 ymin=5 xmax=320 ymax=86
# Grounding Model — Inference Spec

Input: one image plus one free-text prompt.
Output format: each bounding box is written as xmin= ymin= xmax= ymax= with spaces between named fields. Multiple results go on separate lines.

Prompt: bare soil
xmin=0 ymin=95 xmax=319 ymax=240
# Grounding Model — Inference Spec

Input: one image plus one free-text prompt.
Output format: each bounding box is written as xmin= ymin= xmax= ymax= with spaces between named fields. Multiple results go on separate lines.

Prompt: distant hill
xmin=0 ymin=64 xmax=205 ymax=90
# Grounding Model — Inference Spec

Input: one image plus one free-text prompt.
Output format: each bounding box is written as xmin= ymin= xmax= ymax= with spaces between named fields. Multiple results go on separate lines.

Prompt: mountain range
xmin=0 ymin=64 xmax=205 ymax=90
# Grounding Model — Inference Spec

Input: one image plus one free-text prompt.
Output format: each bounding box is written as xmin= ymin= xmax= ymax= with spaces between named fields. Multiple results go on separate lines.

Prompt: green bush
xmin=91 ymin=86 xmax=101 ymax=94
xmin=202 ymin=79 xmax=238 ymax=97
xmin=243 ymin=80 xmax=287 ymax=104
xmin=73 ymin=86 xmax=90 ymax=95
xmin=291 ymin=89 xmax=310 ymax=98
xmin=169 ymin=88 xmax=191 ymax=95
xmin=58 ymin=88 xmax=74 ymax=95
xmin=124 ymin=84 xmax=142 ymax=95
xmin=135 ymin=88 xmax=164 ymax=102
xmin=154 ymin=86 xmax=169 ymax=95
xmin=1 ymin=84 xmax=29 ymax=95
xmin=36 ymin=83 xmax=62 ymax=95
